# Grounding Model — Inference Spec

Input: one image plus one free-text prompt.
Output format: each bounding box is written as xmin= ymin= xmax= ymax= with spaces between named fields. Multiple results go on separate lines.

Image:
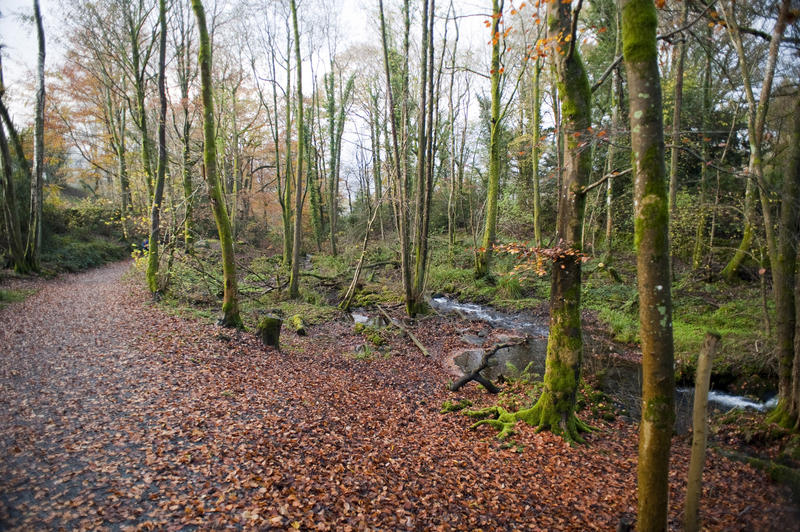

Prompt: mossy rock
xmin=256 ymin=314 xmax=282 ymax=349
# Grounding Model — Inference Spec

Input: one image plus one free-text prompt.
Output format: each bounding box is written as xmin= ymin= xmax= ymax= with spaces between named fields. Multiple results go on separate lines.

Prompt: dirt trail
xmin=0 ymin=262 xmax=796 ymax=530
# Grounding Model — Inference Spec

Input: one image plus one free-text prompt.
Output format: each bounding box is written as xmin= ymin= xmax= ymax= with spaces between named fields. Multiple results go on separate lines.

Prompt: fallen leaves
xmin=0 ymin=262 xmax=796 ymax=530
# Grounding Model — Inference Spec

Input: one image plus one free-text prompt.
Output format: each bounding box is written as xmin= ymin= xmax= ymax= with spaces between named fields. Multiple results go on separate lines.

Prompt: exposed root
xmin=466 ymin=394 xmax=596 ymax=444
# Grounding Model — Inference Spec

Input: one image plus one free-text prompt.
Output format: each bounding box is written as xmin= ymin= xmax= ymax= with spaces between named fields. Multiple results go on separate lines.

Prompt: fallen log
xmin=449 ymin=341 xmax=525 ymax=394
xmin=376 ymin=305 xmax=429 ymax=357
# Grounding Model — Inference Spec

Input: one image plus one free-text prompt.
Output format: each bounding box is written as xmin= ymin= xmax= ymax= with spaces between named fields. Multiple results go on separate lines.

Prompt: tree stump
xmin=288 ymin=314 xmax=307 ymax=336
xmin=257 ymin=314 xmax=282 ymax=349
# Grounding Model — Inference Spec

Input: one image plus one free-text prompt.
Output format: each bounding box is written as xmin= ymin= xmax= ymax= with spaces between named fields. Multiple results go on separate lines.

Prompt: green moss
xmin=441 ymin=399 xmax=473 ymax=413
xmin=622 ymin=0 xmax=658 ymax=64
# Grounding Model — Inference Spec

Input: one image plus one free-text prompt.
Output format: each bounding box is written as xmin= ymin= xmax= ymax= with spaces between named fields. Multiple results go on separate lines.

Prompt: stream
xmin=426 ymin=296 xmax=776 ymax=433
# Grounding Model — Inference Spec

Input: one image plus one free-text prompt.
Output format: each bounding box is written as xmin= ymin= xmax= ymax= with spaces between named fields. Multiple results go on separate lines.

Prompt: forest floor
xmin=0 ymin=261 xmax=798 ymax=531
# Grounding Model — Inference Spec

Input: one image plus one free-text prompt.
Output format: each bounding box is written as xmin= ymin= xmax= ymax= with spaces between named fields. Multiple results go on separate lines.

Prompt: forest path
xmin=0 ymin=262 xmax=796 ymax=530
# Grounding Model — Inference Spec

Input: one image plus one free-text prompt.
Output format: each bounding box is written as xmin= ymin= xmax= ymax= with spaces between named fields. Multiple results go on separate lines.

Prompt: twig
xmin=376 ymin=304 xmax=430 ymax=357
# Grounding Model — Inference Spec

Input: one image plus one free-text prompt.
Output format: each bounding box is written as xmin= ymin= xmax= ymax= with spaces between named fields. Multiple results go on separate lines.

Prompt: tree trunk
xmin=288 ymin=0 xmax=304 ymax=299
xmin=719 ymin=0 xmax=790 ymax=279
xmin=378 ymin=0 xmax=413 ymax=316
xmin=128 ymin=6 xmax=154 ymax=203
xmin=471 ymin=0 xmax=593 ymax=443
xmin=667 ymin=0 xmax=687 ymax=219
xmin=192 ymin=0 xmax=242 ymax=328
xmin=410 ymin=0 xmax=435 ymax=315
xmin=768 ymin=94 xmax=800 ymax=428
xmin=684 ymin=332 xmax=719 ymax=532
xmin=692 ymin=41 xmax=712 ymax=271
xmin=622 ymin=1 xmax=675 ymax=529
xmin=283 ymin=31 xmax=294 ymax=267
xmin=531 ymin=57 xmax=542 ymax=248
xmin=0 ymin=120 xmax=28 ymax=273
xmin=475 ymin=0 xmax=502 ymax=278
xmin=604 ymin=5 xmax=622 ymax=263
xmin=26 ymin=0 xmax=45 ymax=271
xmin=146 ymin=0 xmax=168 ymax=295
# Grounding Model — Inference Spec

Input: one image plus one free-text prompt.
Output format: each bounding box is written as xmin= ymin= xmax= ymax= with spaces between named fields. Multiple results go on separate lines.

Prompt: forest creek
xmin=2 ymin=0 xmax=800 ymax=530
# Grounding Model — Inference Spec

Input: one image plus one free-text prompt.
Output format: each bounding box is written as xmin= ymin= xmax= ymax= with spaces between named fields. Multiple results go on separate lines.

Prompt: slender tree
xmin=288 ymin=0 xmax=304 ymax=299
xmin=719 ymin=0 xmax=790 ymax=279
xmin=622 ymin=0 xmax=675 ymax=529
xmin=191 ymin=0 xmax=242 ymax=328
xmin=146 ymin=0 xmax=169 ymax=295
xmin=475 ymin=0 xmax=503 ymax=278
xmin=26 ymin=0 xmax=46 ymax=270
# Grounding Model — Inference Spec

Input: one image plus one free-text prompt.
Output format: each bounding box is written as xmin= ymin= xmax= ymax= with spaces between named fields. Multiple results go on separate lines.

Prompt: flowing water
xmin=427 ymin=296 xmax=776 ymax=432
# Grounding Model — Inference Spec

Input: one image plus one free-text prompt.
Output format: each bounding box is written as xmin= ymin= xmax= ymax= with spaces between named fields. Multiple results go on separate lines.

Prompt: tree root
xmin=466 ymin=393 xmax=595 ymax=444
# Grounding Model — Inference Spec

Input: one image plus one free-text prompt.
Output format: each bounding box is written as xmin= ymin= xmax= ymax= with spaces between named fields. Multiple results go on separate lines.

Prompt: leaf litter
xmin=0 ymin=262 xmax=797 ymax=530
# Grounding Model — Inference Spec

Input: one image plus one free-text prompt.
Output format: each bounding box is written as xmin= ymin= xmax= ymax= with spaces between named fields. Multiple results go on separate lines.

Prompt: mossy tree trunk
xmin=125 ymin=2 xmax=155 ymax=203
xmin=282 ymin=31 xmax=294 ymax=267
xmin=174 ymin=3 xmax=196 ymax=250
xmin=306 ymin=112 xmax=323 ymax=252
xmin=146 ymin=0 xmax=168 ymax=295
xmin=692 ymin=36 xmax=712 ymax=271
xmin=622 ymin=0 xmax=675 ymax=529
xmin=769 ymin=94 xmax=800 ymax=429
xmin=324 ymin=68 xmax=355 ymax=257
xmin=288 ymin=0 xmax=304 ymax=299
xmin=192 ymin=0 xmax=242 ymax=328
xmin=470 ymin=0 xmax=592 ymax=444
xmin=475 ymin=0 xmax=502 ymax=278
xmin=603 ymin=4 xmax=622 ymax=263
xmin=0 ymin=59 xmax=33 ymax=274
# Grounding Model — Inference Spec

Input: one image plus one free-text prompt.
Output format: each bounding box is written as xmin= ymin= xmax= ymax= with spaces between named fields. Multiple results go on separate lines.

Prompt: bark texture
xmin=622 ymin=0 xmax=675 ymax=529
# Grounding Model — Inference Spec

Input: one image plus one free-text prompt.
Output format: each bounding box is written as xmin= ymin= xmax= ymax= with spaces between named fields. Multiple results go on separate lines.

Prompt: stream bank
xmin=424 ymin=296 xmax=776 ymax=433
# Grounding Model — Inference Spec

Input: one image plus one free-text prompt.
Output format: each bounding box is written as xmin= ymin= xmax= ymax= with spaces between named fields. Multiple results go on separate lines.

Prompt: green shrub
xmin=41 ymin=234 xmax=128 ymax=272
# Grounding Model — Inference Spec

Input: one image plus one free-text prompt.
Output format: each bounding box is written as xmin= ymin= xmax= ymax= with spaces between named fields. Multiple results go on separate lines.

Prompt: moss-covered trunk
xmin=769 ymin=94 xmax=800 ymax=428
xmin=378 ymin=0 xmax=413 ymax=316
xmin=288 ymin=0 xmax=304 ymax=299
xmin=692 ymin=39 xmax=712 ymax=271
xmin=622 ymin=0 xmax=675 ymax=529
xmin=475 ymin=0 xmax=502 ymax=278
xmin=470 ymin=0 xmax=592 ymax=444
xmin=282 ymin=32 xmax=293 ymax=268
xmin=146 ymin=0 xmax=168 ymax=295
xmin=192 ymin=0 xmax=242 ymax=328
